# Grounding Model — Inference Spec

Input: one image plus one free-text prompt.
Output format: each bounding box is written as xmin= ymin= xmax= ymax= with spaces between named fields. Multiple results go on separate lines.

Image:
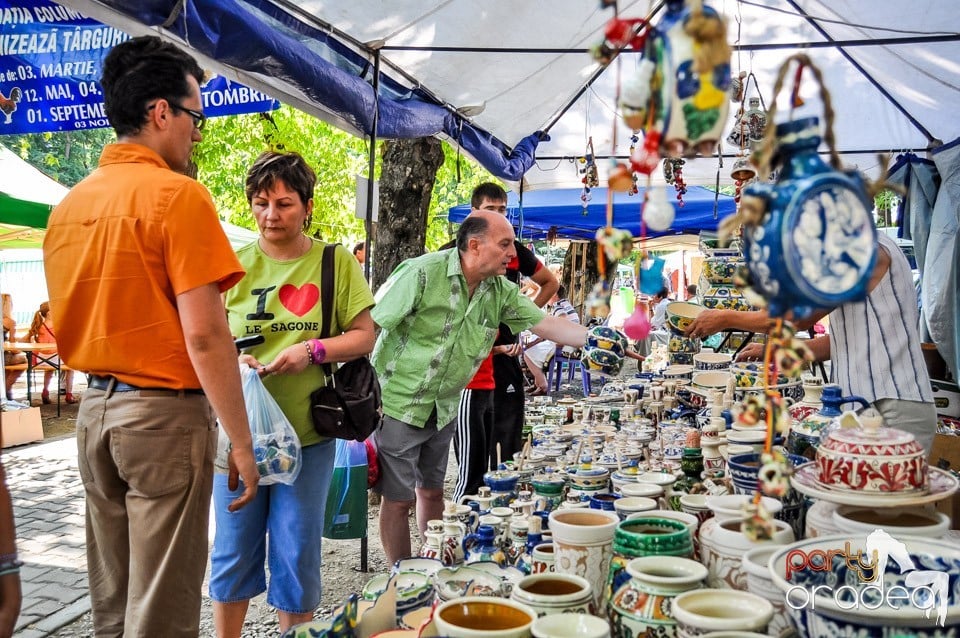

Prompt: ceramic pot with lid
xmin=815 ymin=411 xmax=929 ymax=493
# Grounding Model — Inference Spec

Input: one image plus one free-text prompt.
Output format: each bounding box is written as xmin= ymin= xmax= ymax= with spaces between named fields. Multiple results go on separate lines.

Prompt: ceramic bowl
xmin=613 ymin=517 xmax=694 ymax=557
xmin=694 ymin=352 xmax=733 ymax=370
xmin=832 ymin=505 xmax=951 ymax=539
xmin=662 ymin=364 xmax=695 ymax=381
xmin=363 ymin=571 xmax=434 ymax=614
xmin=581 ymin=347 xmax=624 ymax=378
xmin=701 ymin=288 xmax=753 ymax=312
xmin=668 ymin=352 xmax=695 ymax=366
xmin=729 ymin=362 xmax=790 ymax=388
xmin=672 ymin=589 xmax=773 ymax=635
xmin=665 ymin=301 xmax=705 ymax=334
xmin=613 ymin=496 xmax=658 ymax=520
xmin=434 ymin=596 xmax=538 ymax=638
xmin=692 ymin=371 xmax=733 ymax=393
xmin=392 ymin=557 xmax=443 ymax=577
xmin=702 ymin=256 xmax=744 ymax=285
xmin=726 ymin=452 xmax=806 ymax=496
xmin=433 ymin=565 xmax=503 ymax=601
xmin=509 ymin=572 xmax=594 ymax=617
xmin=531 ymin=613 xmax=611 ymax=638
xmin=767 ymin=534 xmax=960 ymax=636
xmin=585 ymin=325 xmax=629 ymax=354
xmin=668 ymin=334 xmax=701 ymax=353
xmin=704 ymin=494 xmax=783 ymax=520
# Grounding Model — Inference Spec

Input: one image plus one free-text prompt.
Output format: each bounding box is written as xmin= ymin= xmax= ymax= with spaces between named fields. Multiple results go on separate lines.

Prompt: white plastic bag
xmin=220 ymin=364 xmax=302 ymax=486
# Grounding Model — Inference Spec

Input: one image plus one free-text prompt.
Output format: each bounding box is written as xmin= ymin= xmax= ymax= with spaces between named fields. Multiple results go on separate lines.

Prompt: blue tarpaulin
xmin=46 ymin=0 xmax=542 ymax=181
xmin=0 ymin=0 xmax=279 ymax=134
xmin=448 ymin=186 xmax=736 ymax=241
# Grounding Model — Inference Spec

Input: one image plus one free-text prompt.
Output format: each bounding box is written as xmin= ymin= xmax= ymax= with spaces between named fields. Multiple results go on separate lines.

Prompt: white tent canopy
xmin=60 ymin=0 xmax=960 ymax=189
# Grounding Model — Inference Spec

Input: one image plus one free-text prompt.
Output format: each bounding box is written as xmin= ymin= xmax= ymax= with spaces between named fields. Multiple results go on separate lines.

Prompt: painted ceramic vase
xmin=786 ymin=383 xmax=868 ymax=459
xmin=697 ymin=516 xmax=794 ymax=590
xmin=741 ymin=117 xmax=878 ymax=318
xmin=609 ymin=556 xmax=707 ymax=638
xmin=647 ymin=0 xmax=731 ymax=156
xmin=548 ymin=509 xmax=620 ymax=612
xmin=701 ymin=256 xmax=742 ymax=285
xmin=786 ymin=380 xmax=824 ymax=424
xmin=607 ymin=517 xmax=694 ymax=604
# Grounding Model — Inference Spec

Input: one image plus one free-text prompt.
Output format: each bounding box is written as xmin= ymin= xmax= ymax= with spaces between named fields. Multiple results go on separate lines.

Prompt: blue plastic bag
xmin=241 ymin=364 xmax=301 ymax=486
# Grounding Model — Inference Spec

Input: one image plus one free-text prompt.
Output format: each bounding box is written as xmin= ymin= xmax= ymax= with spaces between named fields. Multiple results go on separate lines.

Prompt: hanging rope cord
xmin=752 ymin=53 xmax=841 ymax=181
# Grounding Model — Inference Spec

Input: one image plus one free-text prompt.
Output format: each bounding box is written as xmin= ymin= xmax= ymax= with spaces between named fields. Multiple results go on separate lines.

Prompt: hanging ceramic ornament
xmin=742 ymin=97 xmax=767 ymax=146
xmin=629 ymin=130 xmax=661 ymax=175
xmin=620 ymin=59 xmax=656 ymax=130
xmin=642 ymin=187 xmax=675 ymax=231
xmin=596 ymin=227 xmax=634 ymax=262
xmin=741 ymin=116 xmax=877 ymax=319
xmin=586 ymin=280 xmax=613 ymax=318
xmin=644 ymin=0 xmax=732 ymax=157
xmin=729 ymin=70 xmax=746 ymax=103
xmin=608 ymin=161 xmax=635 ymax=192
xmin=623 ymin=307 xmax=652 ymax=340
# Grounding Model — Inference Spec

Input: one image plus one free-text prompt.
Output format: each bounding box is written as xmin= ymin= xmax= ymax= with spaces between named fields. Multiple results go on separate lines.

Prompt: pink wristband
xmin=311 ymin=339 xmax=327 ymax=364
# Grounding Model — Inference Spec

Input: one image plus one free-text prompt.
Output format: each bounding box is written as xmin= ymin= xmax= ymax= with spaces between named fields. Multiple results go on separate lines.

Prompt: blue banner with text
xmin=0 ymin=0 xmax=279 ymax=134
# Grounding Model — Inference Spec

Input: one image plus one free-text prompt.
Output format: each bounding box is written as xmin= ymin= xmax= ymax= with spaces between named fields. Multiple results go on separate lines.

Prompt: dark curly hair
xmin=244 ymin=151 xmax=316 ymax=207
xmin=101 ymin=36 xmax=204 ymax=137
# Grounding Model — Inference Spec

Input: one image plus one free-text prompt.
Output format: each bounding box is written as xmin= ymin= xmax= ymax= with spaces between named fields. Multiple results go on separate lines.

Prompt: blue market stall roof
xmin=448 ymin=186 xmax=735 ymax=241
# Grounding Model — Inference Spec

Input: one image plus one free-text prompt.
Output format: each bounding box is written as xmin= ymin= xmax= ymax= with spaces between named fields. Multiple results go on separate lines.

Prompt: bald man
xmin=370 ymin=211 xmax=587 ymax=564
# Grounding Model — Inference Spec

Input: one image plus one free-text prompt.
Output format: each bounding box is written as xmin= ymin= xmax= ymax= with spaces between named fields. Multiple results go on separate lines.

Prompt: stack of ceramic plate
xmin=697 ymin=232 xmax=752 ymax=312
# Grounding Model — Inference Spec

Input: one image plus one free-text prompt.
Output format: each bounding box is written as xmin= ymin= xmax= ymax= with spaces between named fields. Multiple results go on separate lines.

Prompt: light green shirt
xmin=372 ymin=248 xmax=545 ymax=428
xmin=226 ymin=240 xmax=375 ymax=446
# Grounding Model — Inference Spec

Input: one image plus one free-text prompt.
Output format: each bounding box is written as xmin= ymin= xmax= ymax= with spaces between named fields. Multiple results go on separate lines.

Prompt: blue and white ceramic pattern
xmin=742 ymin=117 xmax=877 ymax=319
xmin=768 ymin=534 xmax=960 ymax=637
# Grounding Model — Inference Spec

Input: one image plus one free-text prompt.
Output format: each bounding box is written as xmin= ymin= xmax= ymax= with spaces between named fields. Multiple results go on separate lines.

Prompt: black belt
xmin=87 ymin=375 xmax=204 ymax=396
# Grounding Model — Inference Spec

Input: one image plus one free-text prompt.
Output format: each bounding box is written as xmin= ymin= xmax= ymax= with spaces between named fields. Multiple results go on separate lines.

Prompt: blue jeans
xmin=209 ymin=440 xmax=335 ymax=613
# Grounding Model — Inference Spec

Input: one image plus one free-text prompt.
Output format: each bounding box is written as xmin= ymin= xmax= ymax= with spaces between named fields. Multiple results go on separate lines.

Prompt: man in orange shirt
xmin=42 ymin=36 xmax=258 ymax=637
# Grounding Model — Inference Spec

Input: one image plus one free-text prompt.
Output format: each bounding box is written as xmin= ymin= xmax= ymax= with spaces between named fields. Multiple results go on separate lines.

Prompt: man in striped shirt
xmin=685 ymin=234 xmax=935 ymax=451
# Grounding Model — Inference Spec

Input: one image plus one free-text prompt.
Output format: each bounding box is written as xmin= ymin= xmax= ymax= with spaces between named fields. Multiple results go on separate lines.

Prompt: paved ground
xmin=5 ymin=435 xmax=89 ymax=637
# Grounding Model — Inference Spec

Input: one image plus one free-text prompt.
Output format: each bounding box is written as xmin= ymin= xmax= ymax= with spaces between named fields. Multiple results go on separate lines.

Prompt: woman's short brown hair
xmin=244 ymin=151 xmax=316 ymax=206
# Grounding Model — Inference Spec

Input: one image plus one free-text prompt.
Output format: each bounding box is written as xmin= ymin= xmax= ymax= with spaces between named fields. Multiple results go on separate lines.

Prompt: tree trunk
xmin=562 ymin=240 xmax=615 ymax=322
xmin=373 ymin=137 xmax=445 ymax=291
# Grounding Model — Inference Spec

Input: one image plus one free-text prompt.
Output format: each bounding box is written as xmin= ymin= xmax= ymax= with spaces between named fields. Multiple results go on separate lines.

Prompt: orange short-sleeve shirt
xmin=43 ymin=143 xmax=244 ymax=389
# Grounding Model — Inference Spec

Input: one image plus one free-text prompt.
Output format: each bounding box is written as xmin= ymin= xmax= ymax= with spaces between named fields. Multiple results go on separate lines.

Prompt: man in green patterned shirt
xmin=371 ymin=211 xmax=587 ymax=563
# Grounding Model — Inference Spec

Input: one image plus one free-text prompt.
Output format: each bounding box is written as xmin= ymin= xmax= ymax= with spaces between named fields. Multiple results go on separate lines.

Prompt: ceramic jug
xmin=418 ymin=520 xmax=444 ymax=560
xmin=483 ymin=469 xmax=520 ymax=508
xmin=462 ymin=524 xmax=507 ymax=566
xmin=609 ymin=556 xmax=707 ymax=638
xmin=788 ymin=380 xmax=824 ymax=423
xmin=440 ymin=515 xmax=467 ymax=567
xmin=786 ymin=383 xmax=869 ymax=459
xmin=504 ymin=519 xmax=530 ymax=567
xmin=459 ymin=485 xmax=495 ymax=513
xmin=741 ymin=116 xmax=877 ymax=318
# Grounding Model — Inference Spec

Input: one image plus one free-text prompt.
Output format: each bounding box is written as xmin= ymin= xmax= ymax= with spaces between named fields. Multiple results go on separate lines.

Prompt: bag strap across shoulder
xmin=319 ymin=243 xmax=338 ymax=380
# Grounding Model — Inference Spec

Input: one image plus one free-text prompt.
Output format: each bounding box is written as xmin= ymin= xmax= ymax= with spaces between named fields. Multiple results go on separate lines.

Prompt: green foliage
xmin=3 ymin=128 xmax=115 ymax=186
xmin=3 ymin=105 xmax=496 ymax=248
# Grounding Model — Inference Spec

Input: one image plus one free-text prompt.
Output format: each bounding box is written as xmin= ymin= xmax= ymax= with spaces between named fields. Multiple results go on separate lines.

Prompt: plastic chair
xmin=547 ymin=346 xmax=581 ymax=392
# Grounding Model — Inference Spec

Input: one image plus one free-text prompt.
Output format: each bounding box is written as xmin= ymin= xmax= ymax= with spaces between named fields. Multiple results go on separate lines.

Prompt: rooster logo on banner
xmin=0 ymin=87 xmax=22 ymax=124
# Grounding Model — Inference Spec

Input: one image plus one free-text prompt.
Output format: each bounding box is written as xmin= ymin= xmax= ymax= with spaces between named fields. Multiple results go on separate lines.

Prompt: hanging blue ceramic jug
xmin=741 ymin=116 xmax=877 ymax=319
xmin=786 ymin=383 xmax=869 ymax=459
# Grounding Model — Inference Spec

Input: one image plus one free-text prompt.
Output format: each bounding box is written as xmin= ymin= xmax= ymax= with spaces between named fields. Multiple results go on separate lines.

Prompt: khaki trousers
xmin=77 ymin=386 xmax=217 ymax=637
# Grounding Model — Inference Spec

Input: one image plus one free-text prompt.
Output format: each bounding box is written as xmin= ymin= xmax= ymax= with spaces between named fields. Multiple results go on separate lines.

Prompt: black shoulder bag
xmin=309 ymin=243 xmax=382 ymax=441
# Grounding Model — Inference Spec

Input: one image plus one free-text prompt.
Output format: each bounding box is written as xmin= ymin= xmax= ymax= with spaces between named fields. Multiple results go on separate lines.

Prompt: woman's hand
xmin=261 ymin=342 xmax=311 ymax=376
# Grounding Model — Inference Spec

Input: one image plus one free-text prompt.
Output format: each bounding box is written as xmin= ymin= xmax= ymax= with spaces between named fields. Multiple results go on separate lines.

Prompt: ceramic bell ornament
xmin=642 ymin=187 xmax=675 ymax=231
xmin=729 ymin=155 xmax=756 ymax=182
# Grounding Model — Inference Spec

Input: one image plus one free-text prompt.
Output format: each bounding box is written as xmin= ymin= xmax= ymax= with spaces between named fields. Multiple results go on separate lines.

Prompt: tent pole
xmin=364 ymin=50 xmax=381 ymax=282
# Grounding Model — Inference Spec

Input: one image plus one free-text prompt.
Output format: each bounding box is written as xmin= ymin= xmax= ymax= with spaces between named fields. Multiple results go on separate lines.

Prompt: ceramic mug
xmin=434 ymin=596 xmax=537 ymax=638
xmin=530 ymin=613 xmax=610 ymax=638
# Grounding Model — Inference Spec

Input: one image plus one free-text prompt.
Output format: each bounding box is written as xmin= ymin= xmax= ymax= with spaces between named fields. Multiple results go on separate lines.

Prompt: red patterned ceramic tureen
xmin=815 ymin=412 xmax=928 ymax=493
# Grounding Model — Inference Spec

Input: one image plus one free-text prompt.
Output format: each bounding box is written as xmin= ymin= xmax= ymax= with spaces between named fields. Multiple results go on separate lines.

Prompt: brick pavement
xmin=4 ymin=436 xmax=89 ymax=637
